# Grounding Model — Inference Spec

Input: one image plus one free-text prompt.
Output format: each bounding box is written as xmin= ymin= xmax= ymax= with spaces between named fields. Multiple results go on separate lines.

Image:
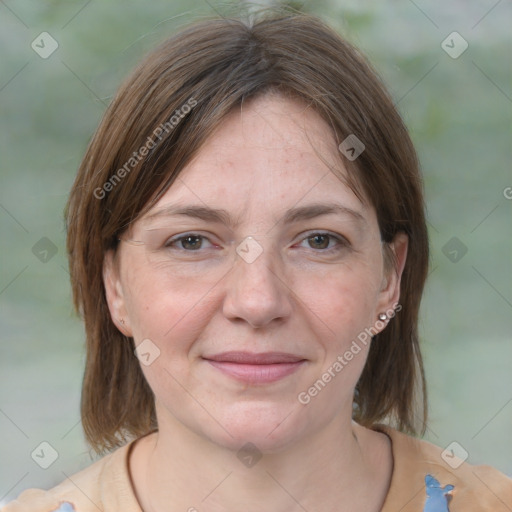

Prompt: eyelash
xmin=164 ymin=231 xmax=349 ymax=253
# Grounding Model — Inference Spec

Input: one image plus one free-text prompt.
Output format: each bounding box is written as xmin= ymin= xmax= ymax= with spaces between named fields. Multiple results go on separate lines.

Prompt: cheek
xmin=122 ymin=264 xmax=217 ymax=350
xmin=294 ymin=261 xmax=382 ymax=347
xmin=292 ymin=266 xmax=382 ymax=412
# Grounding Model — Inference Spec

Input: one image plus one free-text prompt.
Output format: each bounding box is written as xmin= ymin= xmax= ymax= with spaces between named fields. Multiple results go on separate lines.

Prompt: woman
xmin=4 ymin=11 xmax=511 ymax=512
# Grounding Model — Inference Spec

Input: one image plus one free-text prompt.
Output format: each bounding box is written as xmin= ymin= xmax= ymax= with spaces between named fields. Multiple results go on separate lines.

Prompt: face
xmin=104 ymin=93 xmax=407 ymax=452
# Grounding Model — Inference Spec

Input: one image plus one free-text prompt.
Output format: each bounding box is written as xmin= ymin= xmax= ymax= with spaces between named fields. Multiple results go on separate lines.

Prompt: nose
xmin=222 ymin=241 xmax=293 ymax=328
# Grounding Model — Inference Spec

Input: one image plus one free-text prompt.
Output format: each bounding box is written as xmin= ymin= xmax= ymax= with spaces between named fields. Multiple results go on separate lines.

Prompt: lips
xmin=203 ymin=351 xmax=306 ymax=384
xmin=205 ymin=351 xmax=304 ymax=364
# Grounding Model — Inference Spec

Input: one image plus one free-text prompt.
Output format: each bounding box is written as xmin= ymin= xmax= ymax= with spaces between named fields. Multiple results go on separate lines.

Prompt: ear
xmin=103 ymin=249 xmax=133 ymax=337
xmin=376 ymin=232 xmax=408 ymax=316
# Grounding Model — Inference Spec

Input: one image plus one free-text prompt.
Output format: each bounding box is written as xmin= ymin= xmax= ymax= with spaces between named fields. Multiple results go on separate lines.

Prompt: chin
xmin=198 ymin=401 xmax=312 ymax=454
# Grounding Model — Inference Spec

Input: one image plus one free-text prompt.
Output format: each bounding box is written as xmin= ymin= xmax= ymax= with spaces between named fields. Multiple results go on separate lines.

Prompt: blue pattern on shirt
xmin=52 ymin=503 xmax=76 ymax=512
xmin=423 ymin=474 xmax=454 ymax=512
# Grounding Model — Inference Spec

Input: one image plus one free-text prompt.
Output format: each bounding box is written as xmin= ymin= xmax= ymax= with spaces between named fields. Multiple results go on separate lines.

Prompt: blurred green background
xmin=1 ymin=0 xmax=511 ymax=502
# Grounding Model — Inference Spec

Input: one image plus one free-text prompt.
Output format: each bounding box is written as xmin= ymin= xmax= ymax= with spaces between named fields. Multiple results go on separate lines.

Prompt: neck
xmin=131 ymin=412 xmax=392 ymax=512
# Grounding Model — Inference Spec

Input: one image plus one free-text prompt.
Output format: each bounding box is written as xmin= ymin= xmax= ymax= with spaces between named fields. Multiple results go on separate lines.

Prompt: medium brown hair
xmin=66 ymin=11 xmax=429 ymax=454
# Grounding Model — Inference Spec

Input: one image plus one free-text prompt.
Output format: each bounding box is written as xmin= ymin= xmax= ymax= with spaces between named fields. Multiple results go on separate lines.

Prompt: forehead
xmin=145 ymin=94 xmax=371 ymax=224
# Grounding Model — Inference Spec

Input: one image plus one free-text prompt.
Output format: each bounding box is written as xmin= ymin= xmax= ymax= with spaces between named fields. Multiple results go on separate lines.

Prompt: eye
xmin=165 ymin=233 xmax=215 ymax=251
xmin=297 ymin=232 xmax=348 ymax=251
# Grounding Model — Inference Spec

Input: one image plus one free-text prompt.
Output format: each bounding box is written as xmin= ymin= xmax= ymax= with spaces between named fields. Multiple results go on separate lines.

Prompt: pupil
xmin=310 ymin=234 xmax=329 ymax=249
xmin=183 ymin=236 xmax=201 ymax=250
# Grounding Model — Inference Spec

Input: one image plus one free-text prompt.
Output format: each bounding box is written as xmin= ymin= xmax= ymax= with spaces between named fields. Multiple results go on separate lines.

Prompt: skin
xmin=104 ymin=93 xmax=408 ymax=512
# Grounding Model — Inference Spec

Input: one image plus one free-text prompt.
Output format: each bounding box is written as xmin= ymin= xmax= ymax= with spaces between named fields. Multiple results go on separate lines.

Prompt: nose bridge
xmin=238 ymin=241 xmax=278 ymax=288
xmin=223 ymin=236 xmax=292 ymax=326
xmin=234 ymin=236 xmax=283 ymax=297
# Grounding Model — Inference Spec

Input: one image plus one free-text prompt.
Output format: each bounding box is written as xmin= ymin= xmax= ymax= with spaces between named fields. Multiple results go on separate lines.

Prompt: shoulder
xmin=373 ymin=424 xmax=512 ymax=512
xmin=1 ymin=456 xmax=105 ymax=512
xmin=1 ymin=436 xmax=144 ymax=512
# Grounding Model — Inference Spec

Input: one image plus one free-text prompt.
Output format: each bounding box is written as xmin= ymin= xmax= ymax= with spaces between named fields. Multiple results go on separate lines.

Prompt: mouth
xmin=202 ymin=351 xmax=307 ymax=384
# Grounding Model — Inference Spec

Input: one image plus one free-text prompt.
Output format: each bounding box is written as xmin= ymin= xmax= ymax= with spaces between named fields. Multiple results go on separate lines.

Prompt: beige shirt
xmin=3 ymin=425 xmax=511 ymax=512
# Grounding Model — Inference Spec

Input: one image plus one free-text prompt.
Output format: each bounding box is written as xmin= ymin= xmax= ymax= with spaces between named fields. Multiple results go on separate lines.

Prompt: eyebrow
xmin=144 ymin=205 xmax=236 ymax=226
xmin=282 ymin=203 xmax=366 ymax=226
xmin=143 ymin=202 xmax=366 ymax=227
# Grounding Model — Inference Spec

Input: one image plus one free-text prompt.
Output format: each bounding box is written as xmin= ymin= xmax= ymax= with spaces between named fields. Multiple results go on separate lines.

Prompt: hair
xmin=66 ymin=11 xmax=429 ymax=455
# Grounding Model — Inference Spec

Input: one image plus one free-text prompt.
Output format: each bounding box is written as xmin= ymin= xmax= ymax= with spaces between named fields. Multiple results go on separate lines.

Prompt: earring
xmin=119 ymin=318 xmax=125 ymax=325
xmin=378 ymin=313 xmax=388 ymax=321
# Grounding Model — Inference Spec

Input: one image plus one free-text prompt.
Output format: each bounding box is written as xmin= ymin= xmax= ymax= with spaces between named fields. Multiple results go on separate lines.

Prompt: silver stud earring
xmin=119 ymin=318 xmax=125 ymax=325
xmin=378 ymin=313 xmax=388 ymax=321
